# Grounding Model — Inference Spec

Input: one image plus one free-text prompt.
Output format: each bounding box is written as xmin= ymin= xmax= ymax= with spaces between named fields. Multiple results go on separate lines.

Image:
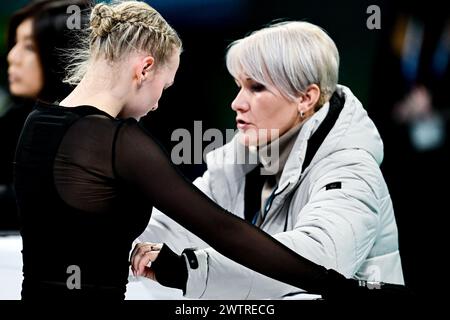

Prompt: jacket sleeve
xmin=135 ymin=171 xmax=214 ymax=254
xmin=183 ymin=157 xmax=380 ymax=299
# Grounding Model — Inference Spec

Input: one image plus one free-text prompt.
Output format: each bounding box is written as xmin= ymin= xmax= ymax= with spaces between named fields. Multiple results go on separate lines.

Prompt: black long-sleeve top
xmin=13 ymin=100 xmax=336 ymax=300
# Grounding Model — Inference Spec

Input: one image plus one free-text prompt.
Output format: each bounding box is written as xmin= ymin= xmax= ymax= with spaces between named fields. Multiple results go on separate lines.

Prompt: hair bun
xmin=90 ymin=3 xmax=116 ymax=37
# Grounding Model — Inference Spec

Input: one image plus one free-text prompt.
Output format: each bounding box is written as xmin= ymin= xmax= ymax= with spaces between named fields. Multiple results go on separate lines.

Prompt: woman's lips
xmin=236 ymin=119 xmax=252 ymax=130
xmin=8 ymin=72 xmax=19 ymax=83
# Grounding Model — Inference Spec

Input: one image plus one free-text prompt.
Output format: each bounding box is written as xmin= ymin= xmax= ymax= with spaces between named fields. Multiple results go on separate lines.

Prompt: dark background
xmin=1 ymin=0 xmax=449 ymax=297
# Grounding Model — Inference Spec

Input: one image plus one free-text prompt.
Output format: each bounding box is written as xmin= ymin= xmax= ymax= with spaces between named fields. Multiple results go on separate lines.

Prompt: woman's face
xmin=125 ymin=50 xmax=180 ymax=119
xmin=232 ymin=73 xmax=301 ymax=146
xmin=7 ymin=18 xmax=43 ymax=98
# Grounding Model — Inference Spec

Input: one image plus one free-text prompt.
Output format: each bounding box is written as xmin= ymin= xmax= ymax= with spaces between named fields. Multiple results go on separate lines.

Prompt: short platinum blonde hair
xmin=65 ymin=0 xmax=182 ymax=85
xmin=226 ymin=21 xmax=339 ymax=107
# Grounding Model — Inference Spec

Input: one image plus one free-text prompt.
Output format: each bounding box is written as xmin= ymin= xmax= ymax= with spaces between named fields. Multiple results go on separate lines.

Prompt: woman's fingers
xmin=137 ymin=250 xmax=160 ymax=276
xmin=130 ymin=242 xmax=162 ymax=277
xmin=131 ymin=242 xmax=154 ymax=272
xmin=131 ymin=243 xmax=153 ymax=275
xmin=131 ymin=243 xmax=149 ymax=275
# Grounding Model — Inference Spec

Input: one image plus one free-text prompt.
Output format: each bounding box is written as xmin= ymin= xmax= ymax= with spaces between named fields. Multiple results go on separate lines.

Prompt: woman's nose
xmin=7 ymin=44 xmax=20 ymax=66
xmin=231 ymin=90 xmax=250 ymax=112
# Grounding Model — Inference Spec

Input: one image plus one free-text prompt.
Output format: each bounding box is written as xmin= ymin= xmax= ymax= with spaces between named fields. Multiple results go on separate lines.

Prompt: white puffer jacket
xmin=137 ymin=85 xmax=404 ymax=299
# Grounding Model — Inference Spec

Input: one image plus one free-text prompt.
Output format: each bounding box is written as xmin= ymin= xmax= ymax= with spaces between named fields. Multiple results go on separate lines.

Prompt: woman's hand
xmin=130 ymin=242 xmax=163 ymax=280
xmin=131 ymin=243 xmax=189 ymax=291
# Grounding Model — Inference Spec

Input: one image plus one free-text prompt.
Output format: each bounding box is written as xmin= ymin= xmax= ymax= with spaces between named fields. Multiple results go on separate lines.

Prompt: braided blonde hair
xmin=64 ymin=0 xmax=182 ymax=85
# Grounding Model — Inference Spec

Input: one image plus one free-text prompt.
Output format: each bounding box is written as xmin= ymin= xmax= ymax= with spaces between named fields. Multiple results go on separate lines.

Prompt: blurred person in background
xmin=0 ymin=0 xmax=91 ymax=230
xmin=369 ymin=1 xmax=449 ymax=295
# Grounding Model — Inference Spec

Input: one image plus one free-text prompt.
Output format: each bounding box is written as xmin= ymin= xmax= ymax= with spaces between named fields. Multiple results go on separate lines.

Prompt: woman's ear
xmin=136 ymin=55 xmax=155 ymax=84
xmin=297 ymin=84 xmax=321 ymax=118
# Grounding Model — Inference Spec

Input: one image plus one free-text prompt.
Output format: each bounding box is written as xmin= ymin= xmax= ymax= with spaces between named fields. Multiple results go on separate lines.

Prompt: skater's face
xmin=123 ymin=48 xmax=180 ymax=119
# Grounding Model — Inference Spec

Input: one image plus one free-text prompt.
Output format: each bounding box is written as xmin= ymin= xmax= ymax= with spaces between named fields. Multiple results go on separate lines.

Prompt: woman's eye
xmin=24 ymin=43 xmax=36 ymax=52
xmin=250 ymin=83 xmax=265 ymax=92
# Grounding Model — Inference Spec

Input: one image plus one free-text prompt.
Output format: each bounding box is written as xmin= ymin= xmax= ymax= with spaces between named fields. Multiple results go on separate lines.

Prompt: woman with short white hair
xmin=135 ymin=21 xmax=406 ymax=299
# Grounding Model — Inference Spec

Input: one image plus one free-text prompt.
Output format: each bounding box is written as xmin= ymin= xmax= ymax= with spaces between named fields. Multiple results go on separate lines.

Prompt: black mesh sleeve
xmin=113 ymin=119 xmax=332 ymax=294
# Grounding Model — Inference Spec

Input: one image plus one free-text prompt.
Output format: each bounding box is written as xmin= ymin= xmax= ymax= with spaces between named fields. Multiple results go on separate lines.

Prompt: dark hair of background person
xmin=7 ymin=0 xmax=92 ymax=103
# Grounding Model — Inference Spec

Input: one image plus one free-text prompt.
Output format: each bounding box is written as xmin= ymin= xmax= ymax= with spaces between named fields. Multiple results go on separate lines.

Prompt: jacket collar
xmin=258 ymin=121 xmax=303 ymax=183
